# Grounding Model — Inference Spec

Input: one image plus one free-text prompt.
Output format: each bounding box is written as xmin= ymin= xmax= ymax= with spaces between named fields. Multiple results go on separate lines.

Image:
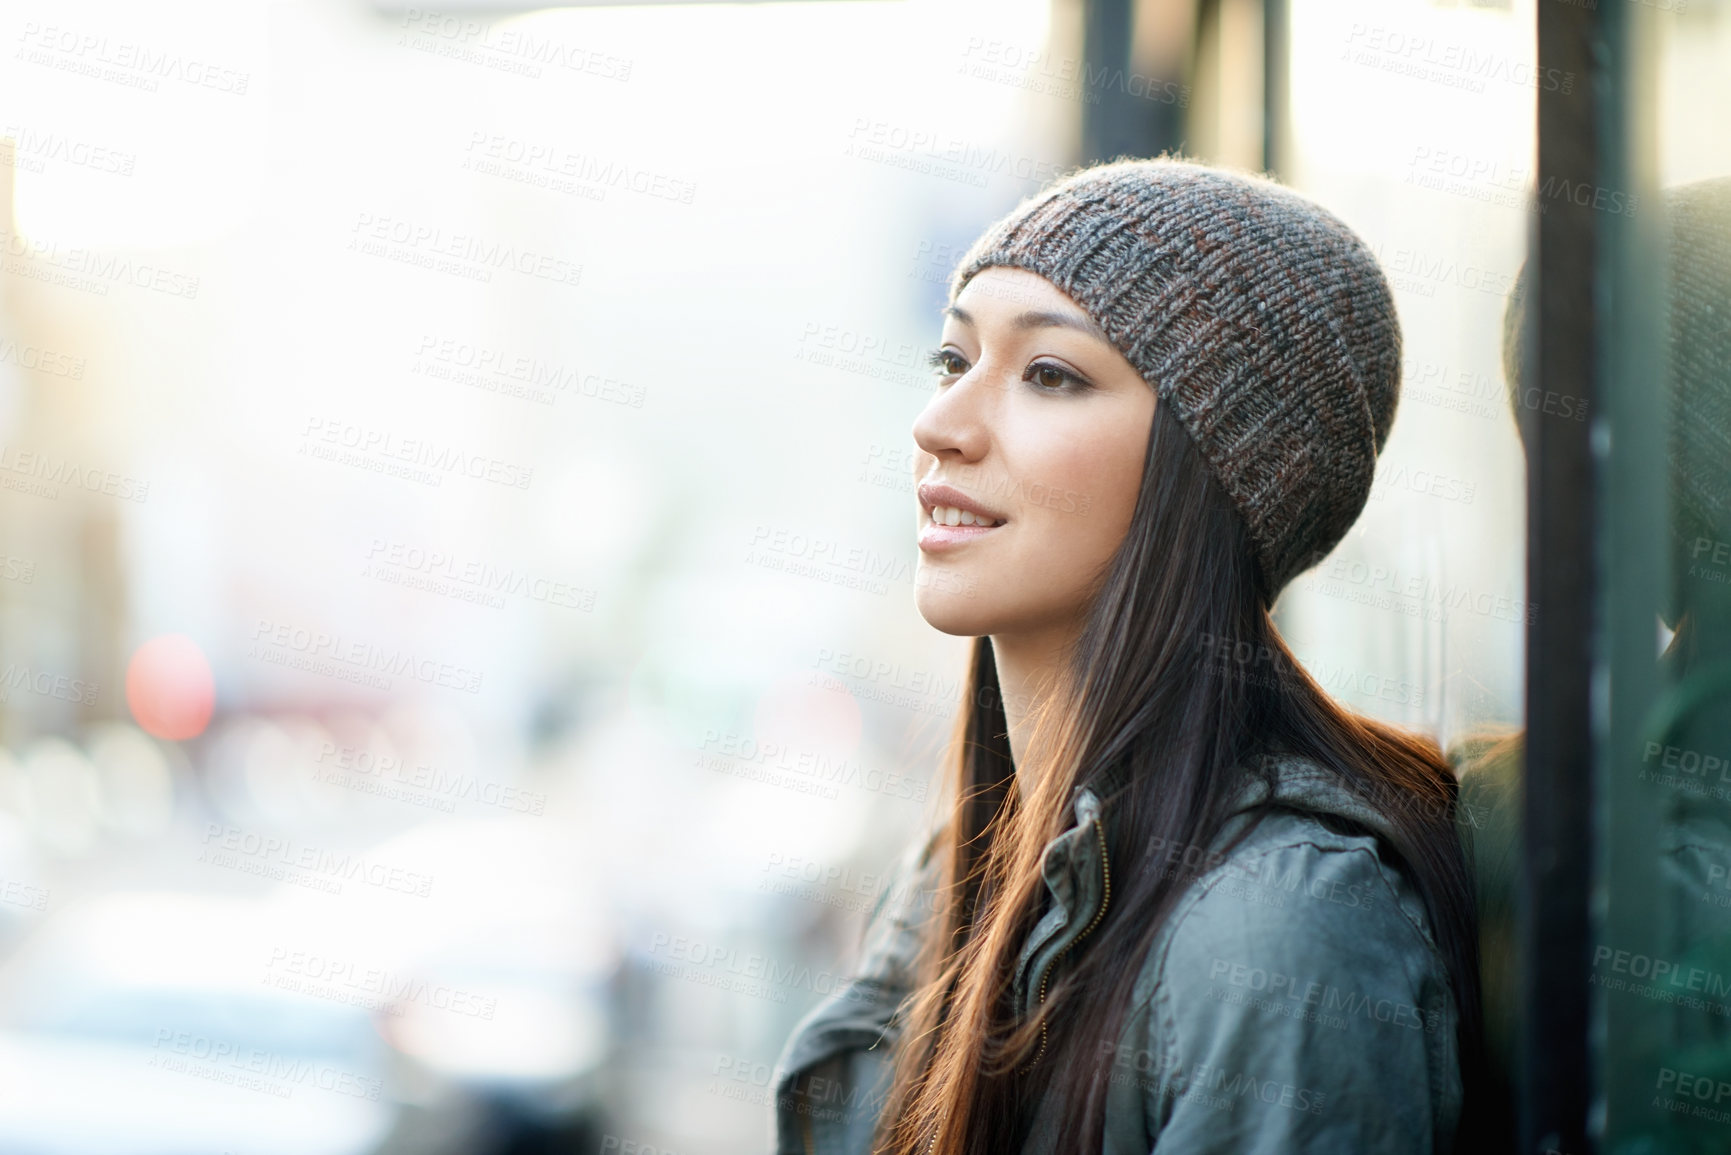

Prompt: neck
xmin=989 ymin=621 xmax=1080 ymax=799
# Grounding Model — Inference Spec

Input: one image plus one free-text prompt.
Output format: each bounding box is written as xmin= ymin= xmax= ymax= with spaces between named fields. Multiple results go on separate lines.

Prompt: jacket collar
xmin=1228 ymin=749 xmax=1405 ymax=842
xmin=1010 ymin=751 xmax=1397 ymax=1012
xmin=1012 ymin=784 xmax=1105 ymax=1015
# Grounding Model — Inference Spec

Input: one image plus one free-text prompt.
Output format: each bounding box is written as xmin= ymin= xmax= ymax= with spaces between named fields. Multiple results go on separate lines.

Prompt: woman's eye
xmin=1026 ymin=361 xmax=1083 ymax=391
xmin=927 ymin=348 xmax=969 ymax=377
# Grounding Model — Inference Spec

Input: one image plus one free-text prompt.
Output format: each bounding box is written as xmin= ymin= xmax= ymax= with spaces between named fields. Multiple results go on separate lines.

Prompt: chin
xmin=914 ymin=578 xmax=1000 ymax=637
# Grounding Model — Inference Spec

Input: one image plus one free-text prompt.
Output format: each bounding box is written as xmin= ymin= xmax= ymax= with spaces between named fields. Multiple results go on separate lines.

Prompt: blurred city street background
xmin=0 ymin=0 xmax=1725 ymax=1151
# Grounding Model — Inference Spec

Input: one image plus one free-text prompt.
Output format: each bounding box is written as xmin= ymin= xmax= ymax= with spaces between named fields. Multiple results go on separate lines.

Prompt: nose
xmin=912 ymin=362 xmax=994 ymax=465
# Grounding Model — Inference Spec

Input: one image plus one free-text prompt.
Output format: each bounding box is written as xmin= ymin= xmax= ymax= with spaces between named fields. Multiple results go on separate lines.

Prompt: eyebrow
xmin=943 ymin=304 xmax=1106 ymax=340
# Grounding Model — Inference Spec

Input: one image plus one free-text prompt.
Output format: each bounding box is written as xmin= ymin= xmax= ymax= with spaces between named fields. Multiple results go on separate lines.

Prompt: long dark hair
xmin=876 ymin=398 xmax=1485 ymax=1153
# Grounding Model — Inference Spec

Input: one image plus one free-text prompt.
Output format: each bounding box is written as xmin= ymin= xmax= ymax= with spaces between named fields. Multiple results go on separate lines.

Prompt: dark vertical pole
xmin=1594 ymin=0 xmax=1665 ymax=1146
xmin=1080 ymin=0 xmax=1182 ymax=164
xmin=1260 ymin=0 xmax=1287 ymax=179
xmin=1080 ymin=0 xmax=1135 ymax=163
xmin=1522 ymin=4 xmax=1603 ymax=1154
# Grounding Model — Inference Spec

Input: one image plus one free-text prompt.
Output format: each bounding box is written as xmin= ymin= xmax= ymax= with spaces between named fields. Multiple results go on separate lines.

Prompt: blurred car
xmin=0 ymin=892 xmax=395 ymax=1155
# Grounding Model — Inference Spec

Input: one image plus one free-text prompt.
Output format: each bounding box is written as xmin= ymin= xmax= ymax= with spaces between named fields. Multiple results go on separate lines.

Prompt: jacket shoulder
xmin=1131 ymin=810 xmax=1461 ymax=1154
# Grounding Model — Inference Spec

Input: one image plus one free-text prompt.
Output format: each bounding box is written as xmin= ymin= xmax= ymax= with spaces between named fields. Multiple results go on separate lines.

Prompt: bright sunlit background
xmin=0 ymin=0 xmax=1724 ymax=1150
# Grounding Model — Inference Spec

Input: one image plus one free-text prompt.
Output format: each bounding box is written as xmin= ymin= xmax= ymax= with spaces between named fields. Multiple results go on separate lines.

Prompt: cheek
xmin=1015 ymin=421 xmax=1147 ymax=567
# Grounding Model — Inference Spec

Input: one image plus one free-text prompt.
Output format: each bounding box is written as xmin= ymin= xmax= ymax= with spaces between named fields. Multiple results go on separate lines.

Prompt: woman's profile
xmin=772 ymin=157 xmax=1484 ymax=1154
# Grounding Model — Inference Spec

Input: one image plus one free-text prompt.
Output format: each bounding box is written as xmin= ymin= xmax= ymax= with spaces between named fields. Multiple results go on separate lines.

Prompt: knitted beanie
xmin=948 ymin=157 xmax=1402 ymax=600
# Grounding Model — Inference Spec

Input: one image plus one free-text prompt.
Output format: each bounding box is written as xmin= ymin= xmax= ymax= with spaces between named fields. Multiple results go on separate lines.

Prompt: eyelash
xmin=925 ymin=347 xmax=1093 ymax=394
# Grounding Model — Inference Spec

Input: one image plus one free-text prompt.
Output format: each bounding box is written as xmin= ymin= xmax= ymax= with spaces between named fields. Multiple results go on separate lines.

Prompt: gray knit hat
xmin=948 ymin=157 xmax=1402 ymax=599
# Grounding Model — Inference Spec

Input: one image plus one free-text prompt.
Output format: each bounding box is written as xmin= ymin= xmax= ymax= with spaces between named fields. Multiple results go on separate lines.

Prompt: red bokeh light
xmin=126 ymin=635 xmax=215 ymax=741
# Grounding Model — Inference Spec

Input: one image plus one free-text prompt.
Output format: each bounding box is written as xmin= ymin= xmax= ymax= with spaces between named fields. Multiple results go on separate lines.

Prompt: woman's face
xmin=911 ymin=267 xmax=1158 ymax=640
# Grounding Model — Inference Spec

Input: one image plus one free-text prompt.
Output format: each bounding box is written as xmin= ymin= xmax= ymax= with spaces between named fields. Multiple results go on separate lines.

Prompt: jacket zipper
xmin=801 ymin=1109 xmax=816 ymax=1155
xmin=1027 ymin=814 xmax=1111 ymax=1068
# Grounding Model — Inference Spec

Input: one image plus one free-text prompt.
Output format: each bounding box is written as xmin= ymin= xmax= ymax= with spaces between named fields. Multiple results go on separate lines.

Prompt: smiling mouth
xmin=918 ymin=507 xmax=1006 ymax=553
xmin=927 ymin=504 xmax=1004 ymax=528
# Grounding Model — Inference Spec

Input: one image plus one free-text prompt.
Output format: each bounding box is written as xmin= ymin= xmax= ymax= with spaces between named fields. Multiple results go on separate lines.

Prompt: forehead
xmin=945 ymin=268 xmax=1109 ymax=348
xmin=951 ymin=266 xmax=1073 ymax=315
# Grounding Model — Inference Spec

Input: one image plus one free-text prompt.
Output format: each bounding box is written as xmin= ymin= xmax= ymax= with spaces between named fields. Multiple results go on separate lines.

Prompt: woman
xmin=772 ymin=158 xmax=1484 ymax=1154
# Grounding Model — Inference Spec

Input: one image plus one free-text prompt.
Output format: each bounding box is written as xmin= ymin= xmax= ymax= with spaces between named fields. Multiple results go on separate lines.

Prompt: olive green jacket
xmin=771 ymin=753 xmax=1462 ymax=1153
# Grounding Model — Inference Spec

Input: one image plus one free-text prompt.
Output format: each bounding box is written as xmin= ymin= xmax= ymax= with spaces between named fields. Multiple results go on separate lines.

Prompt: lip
xmin=917 ymin=481 xmax=1007 ymax=553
